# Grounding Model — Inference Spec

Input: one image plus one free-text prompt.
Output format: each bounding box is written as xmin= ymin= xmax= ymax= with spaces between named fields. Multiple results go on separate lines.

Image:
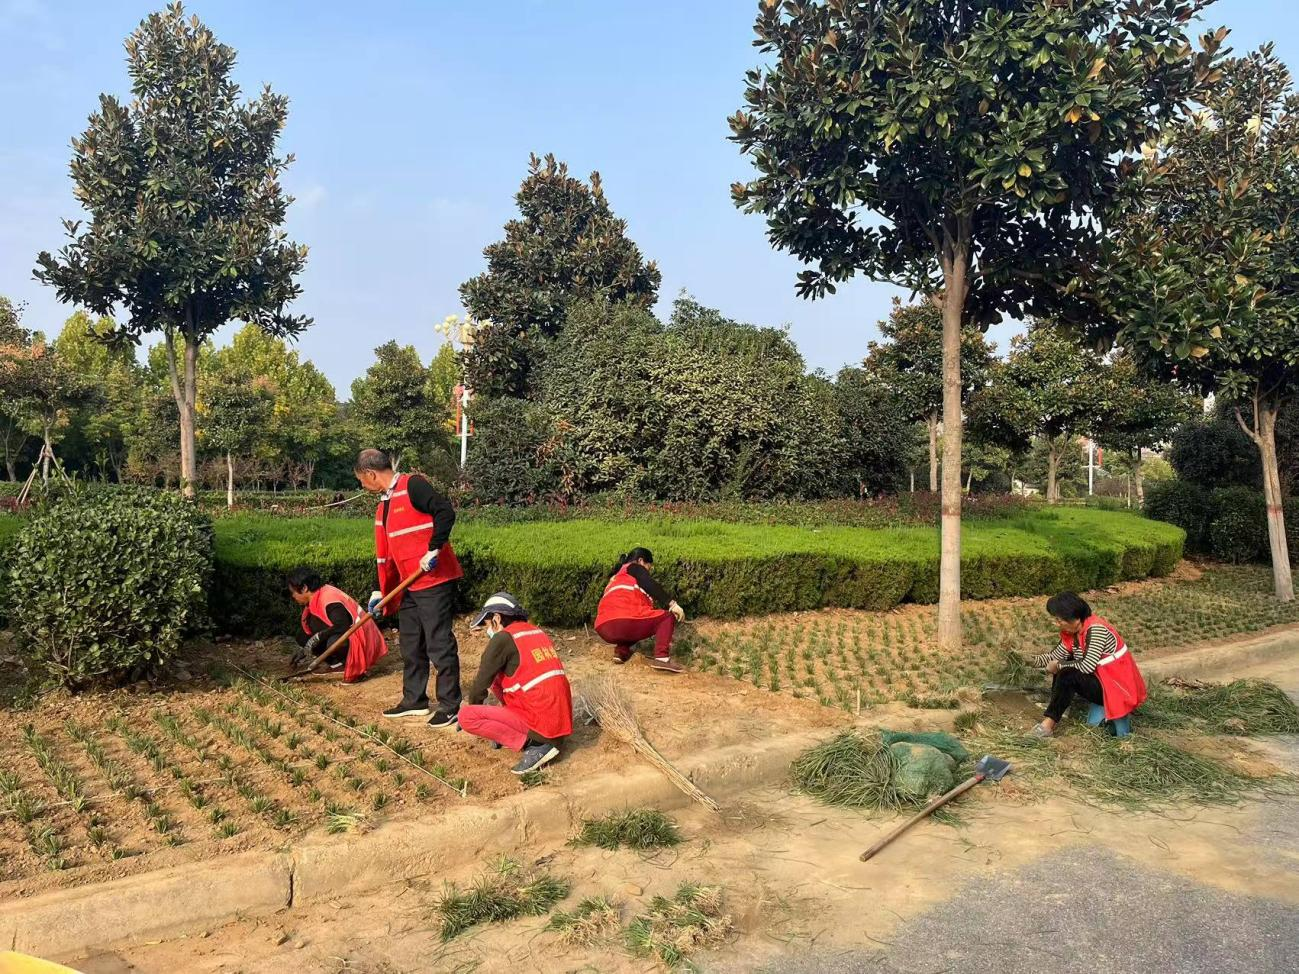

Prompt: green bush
xmin=0 ymin=515 xmax=22 ymax=627
xmin=1208 ymin=487 xmax=1269 ymax=564
xmin=211 ymin=508 xmax=1184 ymax=636
xmin=1144 ymin=480 xmax=1213 ymax=553
xmin=5 ymin=487 xmax=213 ymax=687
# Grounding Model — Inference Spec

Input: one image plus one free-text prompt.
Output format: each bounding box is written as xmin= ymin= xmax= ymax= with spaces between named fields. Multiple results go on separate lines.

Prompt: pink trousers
xmin=595 ymin=611 xmax=676 ymax=661
xmin=458 ymin=703 xmax=530 ymax=751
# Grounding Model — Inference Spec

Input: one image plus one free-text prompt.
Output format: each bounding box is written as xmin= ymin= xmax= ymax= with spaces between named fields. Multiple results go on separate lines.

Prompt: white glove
xmin=419 ymin=549 xmax=440 ymax=572
xmin=367 ymin=591 xmax=383 ymax=614
xmin=669 ymin=600 xmax=686 ymax=624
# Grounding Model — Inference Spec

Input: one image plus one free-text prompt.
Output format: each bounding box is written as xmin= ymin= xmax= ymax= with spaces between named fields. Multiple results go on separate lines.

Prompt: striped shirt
xmin=1030 ymin=626 xmax=1118 ymax=675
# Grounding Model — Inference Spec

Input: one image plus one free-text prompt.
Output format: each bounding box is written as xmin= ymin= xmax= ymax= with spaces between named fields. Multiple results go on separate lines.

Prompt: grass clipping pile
xmin=791 ymin=730 xmax=969 ymax=809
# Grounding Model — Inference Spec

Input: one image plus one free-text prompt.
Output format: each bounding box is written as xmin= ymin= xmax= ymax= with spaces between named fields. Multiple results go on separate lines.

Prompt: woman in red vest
xmin=287 ymin=567 xmax=387 ymax=683
xmin=595 ymin=548 xmax=687 ymax=673
xmin=458 ymin=592 xmax=573 ymax=775
xmin=1028 ymin=592 xmax=1147 ymax=737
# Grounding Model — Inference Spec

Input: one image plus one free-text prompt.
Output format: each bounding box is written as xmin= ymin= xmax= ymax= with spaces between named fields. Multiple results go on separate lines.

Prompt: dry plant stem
xmin=230 ymin=664 xmax=467 ymax=799
xmin=578 ymin=676 xmax=720 ymax=813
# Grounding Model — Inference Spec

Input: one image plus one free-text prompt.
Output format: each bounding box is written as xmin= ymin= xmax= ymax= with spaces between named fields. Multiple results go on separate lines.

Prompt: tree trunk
xmin=936 ymin=240 xmax=969 ymax=653
xmin=1046 ymin=443 xmax=1059 ymax=505
xmin=304 ymin=460 xmax=315 ymax=490
xmin=226 ymin=452 xmax=235 ymax=509
xmin=1133 ymin=447 xmax=1145 ymax=506
xmin=927 ymin=413 xmax=939 ymax=492
xmin=909 ymin=469 xmax=915 ymax=493
xmin=1238 ymin=403 xmax=1294 ymax=602
xmin=41 ymin=422 xmax=52 ymax=484
xmin=164 ymin=328 xmax=199 ymax=498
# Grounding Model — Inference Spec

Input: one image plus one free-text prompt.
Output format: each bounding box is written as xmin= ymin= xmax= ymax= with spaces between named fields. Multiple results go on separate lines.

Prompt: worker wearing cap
xmin=458 ymin=592 xmax=573 ymax=775
xmin=354 ymin=448 xmax=464 ymax=727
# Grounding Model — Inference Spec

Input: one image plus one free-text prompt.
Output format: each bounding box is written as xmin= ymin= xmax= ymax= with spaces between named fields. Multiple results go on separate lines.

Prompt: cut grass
xmin=573 ymin=808 xmax=683 ymax=851
xmin=545 ymin=896 xmax=621 ymax=947
xmin=626 ymin=883 xmax=731 ymax=969
xmin=436 ymin=857 xmax=570 ymax=941
xmin=790 ymin=732 xmax=906 ymax=810
xmin=1142 ymin=679 xmax=1299 ymax=736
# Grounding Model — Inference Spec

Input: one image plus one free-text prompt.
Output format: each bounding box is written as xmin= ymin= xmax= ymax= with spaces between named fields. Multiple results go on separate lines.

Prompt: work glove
xmin=367 ymin=591 xmax=384 ymax=621
xmin=419 ymin=549 xmax=440 ymax=573
xmin=668 ymin=600 xmax=686 ymax=624
xmin=290 ymin=646 xmax=309 ymax=670
xmin=304 ymin=631 xmax=324 ymax=655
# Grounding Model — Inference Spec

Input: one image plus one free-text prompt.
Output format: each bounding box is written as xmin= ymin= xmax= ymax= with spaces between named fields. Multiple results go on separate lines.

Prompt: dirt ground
xmin=0 ymin=619 xmax=846 ymax=898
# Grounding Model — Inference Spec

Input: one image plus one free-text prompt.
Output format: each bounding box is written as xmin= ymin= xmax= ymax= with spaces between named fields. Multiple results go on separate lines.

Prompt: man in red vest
xmin=286 ymin=567 xmax=387 ymax=682
xmin=355 ymin=449 xmax=464 ymax=727
xmin=1028 ymin=591 xmax=1147 ymax=737
xmin=458 ymin=592 xmax=573 ymax=775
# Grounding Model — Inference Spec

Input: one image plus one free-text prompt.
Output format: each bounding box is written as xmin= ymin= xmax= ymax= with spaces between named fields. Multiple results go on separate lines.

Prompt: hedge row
xmin=209 ymin=508 xmax=1184 ymax=637
xmin=1144 ymin=481 xmax=1298 ymax=565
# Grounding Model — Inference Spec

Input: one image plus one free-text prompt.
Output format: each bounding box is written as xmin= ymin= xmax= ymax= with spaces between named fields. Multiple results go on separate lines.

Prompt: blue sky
xmin=1 ymin=0 xmax=1294 ymax=397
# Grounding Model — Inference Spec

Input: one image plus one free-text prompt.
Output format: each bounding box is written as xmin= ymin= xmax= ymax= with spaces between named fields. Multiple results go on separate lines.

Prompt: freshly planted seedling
xmin=436 ymin=857 xmax=570 ymax=941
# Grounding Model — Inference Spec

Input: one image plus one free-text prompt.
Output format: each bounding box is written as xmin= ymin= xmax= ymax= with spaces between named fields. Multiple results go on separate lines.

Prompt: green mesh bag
xmin=881 ymin=730 xmax=970 ymax=763
xmin=888 ymin=742 xmax=957 ymax=801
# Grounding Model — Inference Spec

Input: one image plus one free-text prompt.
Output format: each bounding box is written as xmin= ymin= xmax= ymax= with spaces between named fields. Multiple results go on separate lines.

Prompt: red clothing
xmin=497 ymin=621 xmax=573 ymax=740
xmin=595 ymin=566 xmax=659 ymax=627
xmin=1060 ymin=616 xmax=1146 ymax=720
xmin=458 ymin=704 xmax=530 ymax=752
xmin=596 ymin=611 xmax=676 ymax=660
xmin=374 ymin=472 xmax=462 ymax=605
xmin=301 ymin=584 xmax=388 ymax=681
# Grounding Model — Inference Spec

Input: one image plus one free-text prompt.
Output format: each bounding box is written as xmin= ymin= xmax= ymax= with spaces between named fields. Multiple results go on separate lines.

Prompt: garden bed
xmin=686 ymin=563 xmax=1299 ymax=713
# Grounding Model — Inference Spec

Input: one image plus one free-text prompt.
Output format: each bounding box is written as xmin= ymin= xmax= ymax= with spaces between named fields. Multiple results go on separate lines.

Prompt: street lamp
xmin=434 ymin=314 xmax=490 ymax=468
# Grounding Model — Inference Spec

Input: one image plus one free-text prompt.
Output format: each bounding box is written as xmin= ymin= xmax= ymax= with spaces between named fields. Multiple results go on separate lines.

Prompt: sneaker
xmin=612 ymin=648 xmax=633 ymax=664
xmin=1029 ymin=722 xmax=1054 ymax=738
xmin=511 ymin=743 xmax=559 ymax=775
xmin=382 ymin=703 xmax=431 ymax=719
xmin=649 ymin=657 xmax=685 ymax=674
xmin=427 ymin=709 xmax=459 ymax=729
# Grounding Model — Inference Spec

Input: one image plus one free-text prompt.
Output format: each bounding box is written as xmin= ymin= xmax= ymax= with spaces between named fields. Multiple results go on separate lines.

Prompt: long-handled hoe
xmin=283 ymin=567 xmax=425 ymax=681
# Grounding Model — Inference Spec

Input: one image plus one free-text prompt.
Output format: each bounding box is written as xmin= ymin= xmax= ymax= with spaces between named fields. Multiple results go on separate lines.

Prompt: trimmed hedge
xmin=0 ymin=516 xmax=20 ymax=627
xmin=210 ymin=508 xmax=1184 ymax=637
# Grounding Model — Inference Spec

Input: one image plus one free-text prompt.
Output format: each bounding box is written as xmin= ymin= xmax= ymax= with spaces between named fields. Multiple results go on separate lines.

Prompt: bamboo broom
xmin=577 ymin=676 xmax=720 ymax=813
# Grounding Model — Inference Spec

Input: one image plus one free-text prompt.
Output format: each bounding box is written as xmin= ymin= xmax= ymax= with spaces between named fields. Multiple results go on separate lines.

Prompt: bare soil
xmin=0 ymin=619 xmax=845 ymax=898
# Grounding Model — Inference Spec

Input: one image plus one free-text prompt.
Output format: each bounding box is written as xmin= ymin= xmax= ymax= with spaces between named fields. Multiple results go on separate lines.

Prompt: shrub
xmin=462 ymin=396 xmax=564 ymax=505
xmin=5 ymin=487 xmax=212 ymax=687
xmin=209 ymin=508 xmax=1184 ymax=636
xmin=1169 ymin=416 xmax=1260 ymax=489
xmin=1144 ymin=480 xmax=1213 ymax=553
xmin=1208 ymin=487 xmax=1269 ymax=564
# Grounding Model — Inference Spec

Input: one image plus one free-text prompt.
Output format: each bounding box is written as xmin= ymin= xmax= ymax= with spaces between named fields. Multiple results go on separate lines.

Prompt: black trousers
xmin=1044 ymin=667 xmax=1104 ymax=722
xmin=397 ymin=581 xmax=461 ymax=711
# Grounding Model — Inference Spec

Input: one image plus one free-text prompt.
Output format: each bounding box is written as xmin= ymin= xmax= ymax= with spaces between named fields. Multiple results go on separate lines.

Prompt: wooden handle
xmin=859 ymin=774 xmax=983 ymax=862
xmin=300 ymin=567 xmax=425 ymax=674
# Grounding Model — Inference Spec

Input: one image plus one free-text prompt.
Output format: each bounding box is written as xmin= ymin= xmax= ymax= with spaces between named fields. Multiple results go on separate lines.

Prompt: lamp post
xmin=435 ymin=314 xmax=488 ymax=469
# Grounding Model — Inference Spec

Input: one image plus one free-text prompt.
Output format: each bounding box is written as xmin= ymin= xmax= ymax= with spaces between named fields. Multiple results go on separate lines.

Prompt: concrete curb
xmin=1143 ymin=626 xmax=1299 ymax=682
xmin=4 ymin=731 xmax=823 ymax=963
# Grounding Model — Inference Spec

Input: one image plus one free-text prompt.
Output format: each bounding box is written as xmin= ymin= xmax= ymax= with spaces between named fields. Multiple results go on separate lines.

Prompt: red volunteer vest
xmin=1060 ymin=615 xmax=1147 ymax=720
xmin=301 ymin=584 xmax=388 ymax=682
xmin=374 ymin=473 xmax=463 ymax=602
xmin=595 ymin=566 xmax=658 ymax=628
xmin=499 ymin=621 xmax=573 ymax=740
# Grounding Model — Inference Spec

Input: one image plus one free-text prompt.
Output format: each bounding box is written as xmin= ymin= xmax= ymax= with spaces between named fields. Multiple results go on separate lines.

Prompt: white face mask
xmin=484 ymin=618 xmax=500 ymax=639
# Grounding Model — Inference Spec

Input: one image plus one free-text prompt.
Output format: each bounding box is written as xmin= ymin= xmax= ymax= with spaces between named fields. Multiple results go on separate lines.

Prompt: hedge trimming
xmin=210 ymin=508 xmax=1184 ymax=637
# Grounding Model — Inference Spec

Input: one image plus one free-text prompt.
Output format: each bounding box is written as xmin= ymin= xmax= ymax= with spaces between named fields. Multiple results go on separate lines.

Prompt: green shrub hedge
xmin=0 ymin=516 xmax=21 ymax=627
xmin=210 ymin=508 xmax=1184 ymax=637
xmin=1144 ymin=480 xmax=1294 ymax=565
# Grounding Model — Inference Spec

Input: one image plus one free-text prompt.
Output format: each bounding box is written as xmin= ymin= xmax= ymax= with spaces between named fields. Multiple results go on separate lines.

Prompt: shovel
xmin=283 ymin=567 xmax=425 ymax=681
xmin=859 ymin=754 xmax=1012 ymax=862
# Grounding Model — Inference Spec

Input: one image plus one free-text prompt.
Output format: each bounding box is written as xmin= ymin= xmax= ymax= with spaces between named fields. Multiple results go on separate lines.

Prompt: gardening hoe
xmin=283 ymin=567 xmax=426 ymax=681
xmin=859 ymin=754 xmax=1012 ymax=863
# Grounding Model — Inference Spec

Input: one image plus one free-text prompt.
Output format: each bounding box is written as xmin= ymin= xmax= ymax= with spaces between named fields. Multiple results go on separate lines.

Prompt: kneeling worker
xmin=1029 ymin=591 xmax=1146 ymax=738
xmin=287 ymin=567 xmax=388 ymax=682
xmin=594 ymin=547 xmax=687 ymax=673
xmin=458 ymin=592 xmax=573 ymax=775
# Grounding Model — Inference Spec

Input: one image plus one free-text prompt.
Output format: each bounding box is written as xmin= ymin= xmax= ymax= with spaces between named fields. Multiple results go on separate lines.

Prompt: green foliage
xmin=34 ymin=2 xmax=311 ymax=492
xmin=1208 ymin=487 xmax=1269 ymax=564
xmin=1144 ymin=480 xmax=1214 ymax=552
xmin=460 ymin=153 xmax=661 ymax=397
xmin=573 ymin=808 xmax=683 ymax=851
xmin=436 ymin=856 xmax=570 ymax=940
xmin=462 ymin=396 xmax=562 ymax=505
xmin=534 ymin=297 xmax=842 ymax=501
xmin=1143 ymin=679 xmax=1299 ymax=736
xmin=200 ymin=372 xmax=275 ymax=463
xmin=349 ymin=341 xmax=453 ymax=476
xmin=1170 ymin=415 xmax=1260 ymax=489
xmin=6 ymin=487 xmax=212 ymax=687
xmin=208 ymin=508 xmax=1184 ymax=635
xmin=832 ymin=367 xmax=915 ymax=496
xmin=626 ymin=883 xmax=730 ymax=969
xmin=0 ymin=326 xmax=101 ymax=460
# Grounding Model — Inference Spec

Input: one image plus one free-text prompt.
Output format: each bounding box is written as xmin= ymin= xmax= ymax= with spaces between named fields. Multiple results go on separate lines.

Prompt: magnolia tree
xmin=35 ymin=3 xmax=309 ymax=496
xmin=1095 ymin=47 xmax=1298 ymax=601
xmin=863 ymin=298 xmax=992 ymax=491
xmin=730 ymin=0 xmax=1219 ymax=648
xmin=201 ymin=372 xmax=275 ymax=507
